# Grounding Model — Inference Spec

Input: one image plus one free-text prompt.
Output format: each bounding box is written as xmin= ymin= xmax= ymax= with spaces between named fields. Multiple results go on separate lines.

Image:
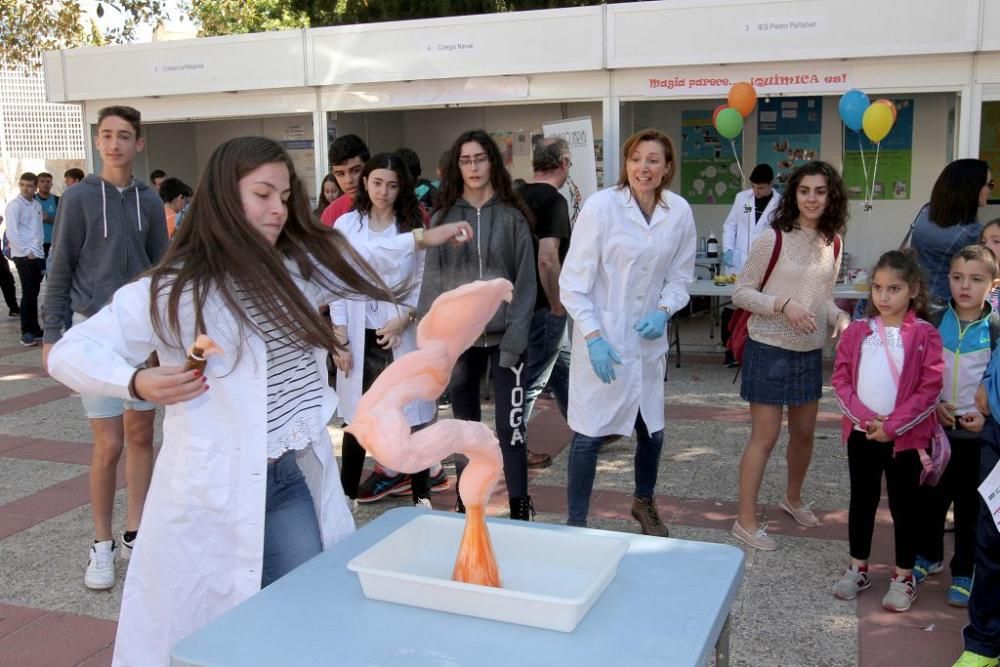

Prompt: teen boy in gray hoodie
xmin=418 ymin=129 xmax=537 ymax=520
xmin=41 ymin=105 xmax=168 ymax=591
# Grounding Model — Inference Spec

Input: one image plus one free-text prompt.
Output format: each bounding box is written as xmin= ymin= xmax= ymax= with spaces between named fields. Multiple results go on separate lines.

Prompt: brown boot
xmin=631 ymin=496 xmax=668 ymax=537
xmin=526 ymin=449 xmax=552 ymax=469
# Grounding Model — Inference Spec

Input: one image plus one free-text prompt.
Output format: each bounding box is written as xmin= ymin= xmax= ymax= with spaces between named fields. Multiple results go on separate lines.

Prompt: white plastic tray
xmin=347 ymin=513 xmax=629 ymax=632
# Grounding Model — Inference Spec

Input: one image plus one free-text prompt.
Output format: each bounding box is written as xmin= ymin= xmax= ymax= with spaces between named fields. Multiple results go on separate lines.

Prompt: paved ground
xmin=0 ymin=299 xmax=970 ymax=666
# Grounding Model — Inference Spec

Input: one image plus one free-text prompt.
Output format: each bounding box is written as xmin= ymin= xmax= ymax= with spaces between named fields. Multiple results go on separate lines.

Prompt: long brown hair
xmin=148 ymin=137 xmax=398 ymax=362
xmin=616 ymin=128 xmax=676 ymax=207
xmin=771 ymin=160 xmax=848 ymax=245
xmin=432 ymin=129 xmax=533 ymax=226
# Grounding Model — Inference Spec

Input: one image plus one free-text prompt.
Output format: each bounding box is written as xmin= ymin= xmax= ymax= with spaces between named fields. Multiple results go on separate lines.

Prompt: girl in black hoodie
xmin=418 ymin=129 xmax=537 ymax=519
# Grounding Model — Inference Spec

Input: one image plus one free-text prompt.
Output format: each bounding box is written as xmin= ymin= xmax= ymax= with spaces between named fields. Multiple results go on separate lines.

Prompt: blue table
xmin=172 ymin=508 xmax=745 ymax=666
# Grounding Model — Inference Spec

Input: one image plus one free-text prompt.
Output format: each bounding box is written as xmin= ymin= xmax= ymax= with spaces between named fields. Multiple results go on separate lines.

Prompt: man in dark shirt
xmin=517 ymin=137 xmax=572 ymax=468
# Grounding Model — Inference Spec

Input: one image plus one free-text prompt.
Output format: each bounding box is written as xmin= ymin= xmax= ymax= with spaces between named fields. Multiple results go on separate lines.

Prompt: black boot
xmin=455 ymin=494 xmax=466 ymax=514
xmin=509 ymin=495 xmax=535 ymax=521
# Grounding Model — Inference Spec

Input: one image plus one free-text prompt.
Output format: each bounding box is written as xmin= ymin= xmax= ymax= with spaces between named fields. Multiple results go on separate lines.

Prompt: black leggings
xmin=916 ymin=432 xmax=981 ymax=577
xmin=449 ymin=345 xmax=528 ymax=499
xmin=0 ymin=257 xmax=16 ymax=311
xmin=339 ymin=329 xmax=430 ymax=500
xmin=847 ymin=430 xmax=922 ymax=569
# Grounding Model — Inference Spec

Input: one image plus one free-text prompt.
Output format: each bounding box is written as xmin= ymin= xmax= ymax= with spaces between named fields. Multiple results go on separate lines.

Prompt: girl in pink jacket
xmin=830 ymin=249 xmax=944 ymax=613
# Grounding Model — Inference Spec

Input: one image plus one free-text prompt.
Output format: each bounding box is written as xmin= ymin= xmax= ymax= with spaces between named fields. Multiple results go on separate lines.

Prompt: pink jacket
xmin=831 ymin=311 xmax=943 ymax=454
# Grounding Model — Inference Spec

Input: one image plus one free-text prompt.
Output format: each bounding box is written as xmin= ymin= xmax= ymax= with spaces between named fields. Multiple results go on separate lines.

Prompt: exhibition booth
xmin=43 ymin=0 xmax=1000 ymax=268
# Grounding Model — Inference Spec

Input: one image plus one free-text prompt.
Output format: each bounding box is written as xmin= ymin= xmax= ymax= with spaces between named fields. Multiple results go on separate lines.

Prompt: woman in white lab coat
xmin=332 ymin=152 xmax=438 ymax=504
xmin=46 ymin=137 xmax=472 ymax=667
xmin=559 ymin=128 xmax=696 ymax=536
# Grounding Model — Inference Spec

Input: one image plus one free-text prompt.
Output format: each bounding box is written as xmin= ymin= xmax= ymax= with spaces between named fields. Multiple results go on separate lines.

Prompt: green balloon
xmin=714 ymin=107 xmax=744 ymax=139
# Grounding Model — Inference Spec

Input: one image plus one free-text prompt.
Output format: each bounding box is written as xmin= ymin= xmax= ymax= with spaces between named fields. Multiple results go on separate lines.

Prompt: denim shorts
xmin=740 ymin=337 xmax=823 ymax=406
xmin=72 ymin=312 xmax=156 ymax=419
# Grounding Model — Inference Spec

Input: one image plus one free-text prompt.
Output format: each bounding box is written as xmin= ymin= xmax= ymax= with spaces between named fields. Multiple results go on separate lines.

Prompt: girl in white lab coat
xmin=46 ymin=136 xmax=472 ymax=667
xmin=332 ymin=152 xmax=439 ymax=505
xmin=559 ymin=128 xmax=696 ymax=535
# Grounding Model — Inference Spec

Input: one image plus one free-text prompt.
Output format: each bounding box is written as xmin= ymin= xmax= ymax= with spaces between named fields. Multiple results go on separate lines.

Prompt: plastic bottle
xmin=698 ymin=236 xmax=707 ymax=256
xmin=706 ymin=233 xmax=719 ymax=258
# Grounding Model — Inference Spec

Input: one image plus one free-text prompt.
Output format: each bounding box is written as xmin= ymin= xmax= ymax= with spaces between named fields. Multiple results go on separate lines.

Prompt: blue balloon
xmin=838 ymin=89 xmax=870 ymax=133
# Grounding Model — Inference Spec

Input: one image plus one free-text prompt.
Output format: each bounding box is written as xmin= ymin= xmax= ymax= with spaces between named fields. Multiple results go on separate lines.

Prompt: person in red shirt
xmin=320 ymin=134 xmax=369 ymax=227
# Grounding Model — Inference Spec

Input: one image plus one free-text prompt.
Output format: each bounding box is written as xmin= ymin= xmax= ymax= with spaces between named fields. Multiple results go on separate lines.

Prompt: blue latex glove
xmin=723 ymin=248 xmax=733 ymax=267
xmin=586 ymin=336 xmax=622 ymax=384
xmin=634 ymin=309 xmax=669 ymax=340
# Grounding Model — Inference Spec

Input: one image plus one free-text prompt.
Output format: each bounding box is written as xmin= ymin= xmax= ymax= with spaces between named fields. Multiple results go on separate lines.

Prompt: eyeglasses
xmin=458 ymin=155 xmax=489 ymax=167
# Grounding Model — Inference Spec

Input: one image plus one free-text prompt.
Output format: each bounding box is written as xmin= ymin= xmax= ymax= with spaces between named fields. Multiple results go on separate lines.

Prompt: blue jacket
xmin=932 ymin=302 xmax=1000 ymax=416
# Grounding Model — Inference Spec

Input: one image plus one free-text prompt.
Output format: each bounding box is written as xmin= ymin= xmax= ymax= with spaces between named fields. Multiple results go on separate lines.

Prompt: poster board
xmin=843 ymin=98 xmax=914 ymax=200
xmin=542 ymin=116 xmax=599 ymax=202
xmin=755 ymin=96 xmax=822 ymax=192
xmin=981 ymin=101 xmax=1000 ymax=203
xmin=680 ymin=109 xmax=743 ymax=205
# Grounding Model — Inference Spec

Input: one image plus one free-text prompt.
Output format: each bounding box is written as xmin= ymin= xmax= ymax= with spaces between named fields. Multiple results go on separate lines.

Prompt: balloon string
xmin=870 ymin=141 xmax=881 ymax=209
xmin=730 ymin=139 xmax=747 ymax=188
xmin=856 ymin=134 xmax=871 ymax=208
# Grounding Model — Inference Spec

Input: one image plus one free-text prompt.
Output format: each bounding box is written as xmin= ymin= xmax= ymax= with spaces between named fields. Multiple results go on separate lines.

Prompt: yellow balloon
xmin=862 ymin=103 xmax=894 ymax=143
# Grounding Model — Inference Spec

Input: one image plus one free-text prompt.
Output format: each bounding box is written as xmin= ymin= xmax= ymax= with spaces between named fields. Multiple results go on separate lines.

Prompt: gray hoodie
xmin=42 ymin=174 xmax=169 ymax=343
xmin=418 ymin=197 xmax=536 ymax=367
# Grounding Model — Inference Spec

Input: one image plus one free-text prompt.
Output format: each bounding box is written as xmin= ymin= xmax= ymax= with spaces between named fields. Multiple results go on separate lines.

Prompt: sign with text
xmin=646 ymin=68 xmax=849 ymax=97
xmin=542 ymin=117 xmax=598 ymax=203
xmin=979 ymin=458 xmax=1000 ymax=534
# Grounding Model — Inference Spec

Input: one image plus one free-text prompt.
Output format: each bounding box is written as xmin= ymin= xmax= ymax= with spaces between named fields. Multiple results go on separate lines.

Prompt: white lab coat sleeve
xmin=559 ymin=199 xmax=603 ymax=337
xmin=48 ymin=280 xmax=156 ymax=401
xmin=659 ymin=204 xmax=697 ymax=314
xmin=402 ymin=248 xmax=425 ymax=311
xmin=330 ymin=298 xmax=348 ymax=327
xmin=722 ymin=196 xmax=741 ymax=254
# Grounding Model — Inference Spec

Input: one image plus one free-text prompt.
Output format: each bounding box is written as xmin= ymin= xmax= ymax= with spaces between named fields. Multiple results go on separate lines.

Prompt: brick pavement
xmin=0 ymin=307 xmax=969 ymax=666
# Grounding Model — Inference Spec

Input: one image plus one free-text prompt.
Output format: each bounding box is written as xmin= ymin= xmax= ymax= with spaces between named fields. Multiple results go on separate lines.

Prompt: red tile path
xmin=0 ymin=360 xmax=969 ymax=665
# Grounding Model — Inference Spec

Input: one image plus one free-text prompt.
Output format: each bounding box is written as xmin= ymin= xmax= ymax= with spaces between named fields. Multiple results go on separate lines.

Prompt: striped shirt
xmin=237 ymin=286 xmax=324 ymax=459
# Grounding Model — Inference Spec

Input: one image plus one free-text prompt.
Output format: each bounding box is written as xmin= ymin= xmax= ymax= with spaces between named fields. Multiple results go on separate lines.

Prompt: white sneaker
xmin=85 ymin=540 xmax=116 ymax=590
xmin=120 ymin=532 xmax=136 ymax=561
xmin=414 ymin=497 xmax=433 ymax=509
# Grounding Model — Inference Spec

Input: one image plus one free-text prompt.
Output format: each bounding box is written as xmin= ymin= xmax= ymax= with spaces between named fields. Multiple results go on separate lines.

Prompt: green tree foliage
xmin=183 ymin=0 xmax=309 ymax=37
xmin=0 ymin=0 xmax=166 ymax=69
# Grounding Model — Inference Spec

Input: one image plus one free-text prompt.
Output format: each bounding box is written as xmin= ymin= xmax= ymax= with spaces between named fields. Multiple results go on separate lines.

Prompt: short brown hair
xmin=19 ymin=172 xmax=38 ymax=184
xmin=97 ymin=105 xmax=142 ymax=137
xmin=617 ymin=128 xmax=676 ymax=202
xmin=952 ymin=243 xmax=1000 ymax=279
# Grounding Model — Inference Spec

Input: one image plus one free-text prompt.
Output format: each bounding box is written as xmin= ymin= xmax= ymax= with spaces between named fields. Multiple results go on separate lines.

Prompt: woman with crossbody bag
xmin=830 ymin=249 xmax=944 ymax=612
xmin=730 ymin=161 xmax=851 ymax=551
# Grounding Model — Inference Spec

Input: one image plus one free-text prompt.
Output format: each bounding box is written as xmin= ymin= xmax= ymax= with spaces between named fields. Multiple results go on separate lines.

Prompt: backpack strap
xmin=759 ymin=230 xmax=782 ymax=291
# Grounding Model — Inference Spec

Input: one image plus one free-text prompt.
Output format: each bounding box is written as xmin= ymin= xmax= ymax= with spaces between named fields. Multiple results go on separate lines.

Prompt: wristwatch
xmin=412 ymin=227 xmax=426 ymax=250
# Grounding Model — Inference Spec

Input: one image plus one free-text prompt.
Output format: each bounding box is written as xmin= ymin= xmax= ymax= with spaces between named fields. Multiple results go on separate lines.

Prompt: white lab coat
xmin=559 ymin=186 xmax=696 ymax=437
xmin=331 ymin=212 xmax=435 ymax=426
xmin=47 ymin=238 xmax=420 ymax=667
xmin=721 ymin=188 xmax=781 ymax=274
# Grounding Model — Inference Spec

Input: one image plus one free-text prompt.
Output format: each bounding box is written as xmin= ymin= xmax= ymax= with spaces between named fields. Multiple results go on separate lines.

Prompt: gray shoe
xmin=882 ymin=575 xmax=917 ymax=612
xmin=832 ymin=565 xmax=871 ymax=600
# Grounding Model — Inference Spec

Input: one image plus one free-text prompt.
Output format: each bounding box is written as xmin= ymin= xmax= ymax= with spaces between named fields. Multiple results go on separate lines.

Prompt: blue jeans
xmin=523 ymin=309 xmax=568 ymax=422
xmin=566 ymin=412 xmax=664 ymax=526
xmin=261 ymin=453 xmax=322 ymax=588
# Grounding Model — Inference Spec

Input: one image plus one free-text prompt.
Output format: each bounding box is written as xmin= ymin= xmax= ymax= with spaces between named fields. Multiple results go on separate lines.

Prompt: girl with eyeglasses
xmin=418 ymin=128 xmax=538 ymax=520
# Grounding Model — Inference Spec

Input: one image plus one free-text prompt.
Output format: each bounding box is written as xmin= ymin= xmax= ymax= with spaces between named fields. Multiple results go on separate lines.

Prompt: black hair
xmin=150 ymin=169 xmax=166 ymax=181
xmin=158 ymin=177 xmax=192 ymax=203
xmin=330 ymin=134 xmax=370 ymax=167
xmin=395 ymin=147 xmax=422 ymax=180
xmin=928 ymin=159 xmax=991 ymax=228
xmin=771 ymin=161 xmax=849 ymax=245
xmin=352 ymin=152 xmax=422 ymax=233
